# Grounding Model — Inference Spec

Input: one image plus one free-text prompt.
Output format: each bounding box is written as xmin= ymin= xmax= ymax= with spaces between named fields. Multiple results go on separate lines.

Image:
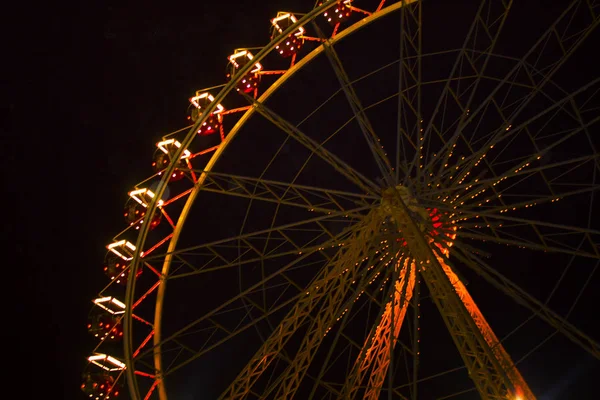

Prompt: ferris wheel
xmin=81 ymin=0 xmax=600 ymax=399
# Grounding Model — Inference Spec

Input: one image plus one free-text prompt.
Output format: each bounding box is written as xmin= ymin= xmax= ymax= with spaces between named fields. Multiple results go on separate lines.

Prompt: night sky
xmin=6 ymin=1 xmax=599 ymax=399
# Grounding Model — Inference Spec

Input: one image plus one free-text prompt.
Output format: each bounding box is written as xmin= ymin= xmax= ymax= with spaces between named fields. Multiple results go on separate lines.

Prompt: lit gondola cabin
xmin=226 ymin=49 xmax=263 ymax=93
xmin=319 ymin=0 xmax=352 ymax=25
xmin=104 ymin=241 xmax=142 ymax=284
xmin=81 ymin=372 xmax=121 ymax=399
xmin=87 ymin=312 xmax=124 ymax=341
xmin=271 ymin=12 xmax=305 ymax=58
xmin=123 ymin=188 xmax=163 ymax=230
xmin=189 ymin=92 xmax=225 ymax=136
xmin=106 ymin=240 xmax=136 ymax=260
xmin=152 ymin=139 xmax=191 ymax=181
xmin=103 ymin=253 xmax=141 ymax=285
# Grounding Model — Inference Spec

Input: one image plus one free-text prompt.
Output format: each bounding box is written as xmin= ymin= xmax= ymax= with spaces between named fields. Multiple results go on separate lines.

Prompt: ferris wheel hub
xmin=379 ymin=185 xmax=430 ymax=229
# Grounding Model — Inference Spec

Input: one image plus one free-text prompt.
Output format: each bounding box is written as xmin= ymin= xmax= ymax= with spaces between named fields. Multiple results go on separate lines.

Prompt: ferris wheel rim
xmin=122 ymin=2 xmax=416 ymax=399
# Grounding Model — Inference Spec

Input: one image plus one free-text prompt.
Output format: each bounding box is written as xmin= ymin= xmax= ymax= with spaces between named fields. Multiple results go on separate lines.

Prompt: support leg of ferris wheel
xmin=265 ymin=239 xmax=396 ymax=399
xmin=437 ymin=254 xmax=535 ymax=400
xmin=382 ymin=185 xmax=533 ymax=399
xmin=218 ymin=213 xmax=385 ymax=400
xmin=339 ymin=258 xmax=414 ymax=399
xmin=363 ymin=260 xmax=415 ymax=400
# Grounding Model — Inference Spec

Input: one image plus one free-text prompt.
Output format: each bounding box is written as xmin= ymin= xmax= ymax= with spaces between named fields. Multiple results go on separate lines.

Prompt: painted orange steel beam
xmin=363 ymin=260 xmax=416 ymax=400
xmin=218 ymin=214 xmax=383 ymax=399
xmin=437 ymin=252 xmax=535 ymax=400
xmin=341 ymin=258 xmax=413 ymax=399
xmin=382 ymin=185 xmax=519 ymax=399
xmin=272 ymin=243 xmax=392 ymax=399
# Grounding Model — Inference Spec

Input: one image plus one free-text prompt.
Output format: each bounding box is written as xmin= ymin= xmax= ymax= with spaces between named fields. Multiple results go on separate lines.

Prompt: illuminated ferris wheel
xmin=81 ymin=1 xmax=600 ymax=399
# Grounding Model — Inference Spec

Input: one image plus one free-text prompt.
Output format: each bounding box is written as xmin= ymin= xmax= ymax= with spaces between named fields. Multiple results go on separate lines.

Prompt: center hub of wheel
xmin=379 ymin=185 xmax=430 ymax=231
xmin=379 ymin=185 xmax=455 ymax=256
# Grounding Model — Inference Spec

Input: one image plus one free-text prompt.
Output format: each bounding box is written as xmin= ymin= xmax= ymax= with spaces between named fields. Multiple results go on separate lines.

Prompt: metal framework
xmin=81 ymin=0 xmax=600 ymax=399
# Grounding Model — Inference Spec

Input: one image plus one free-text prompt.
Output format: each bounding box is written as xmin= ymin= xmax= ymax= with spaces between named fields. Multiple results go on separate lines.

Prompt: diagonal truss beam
xmin=410 ymin=0 xmax=512 ymax=185
xmin=149 ymin=254 xmax=397 ymax=400
xmin=395 ymin=0 xmax=422 ymax=184
xmin=218 ymin=212 xmax=384 ymax=399
xmin=268 ymin=245 xmax=396 ymax=399
xmin=241 ymin=92 xmax=381 ymax=197
xmin=454 ymin=230 xmax=600 ymax=260
xmin=363 ymin=259 xmax=416 ymax=400
xmin=383 ymin=187 xmax=518 ymax=399
xmin=450 ymin=244 xmax=600 ymax=361
xmin=427 ymin=1 xmax=600 ymax=197
xmin=314 ymin=23 xmax=395 ymax=186
xmin=186 ymin=170 xmax=378 ymax=213
xmin=435 ymin=252 xmax=535 ymax=400
xmin=340 ymin=259 xmax=405 ymax=399
xmin=143 ymin=205 xmax=372 ymax=271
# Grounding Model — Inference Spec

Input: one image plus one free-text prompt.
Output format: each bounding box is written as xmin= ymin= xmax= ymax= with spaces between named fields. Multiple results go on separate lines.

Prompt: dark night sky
xmin=5 ymin=1 xmax=599 ymax=399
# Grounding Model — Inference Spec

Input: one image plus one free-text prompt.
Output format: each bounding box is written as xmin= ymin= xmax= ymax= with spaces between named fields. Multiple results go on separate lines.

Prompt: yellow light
xmin=157 ymin=139 xmax=191 ymax=158
xmin=271 ymin=12 xmax=305 ymax=36
xmin=93 ymin=297 xmax=126 ymax=314
xmin=189 ymin=92 xmax=225 ymax=114
xmin=88 ymin=353 xmax=126 ymax=371
xmin=107 ymin=240 xmax=136 ymax=260
xmin=129 ymin=188 xmax=164 ymax=207
xmin=229 ymin=49 xmax=262 ymax=73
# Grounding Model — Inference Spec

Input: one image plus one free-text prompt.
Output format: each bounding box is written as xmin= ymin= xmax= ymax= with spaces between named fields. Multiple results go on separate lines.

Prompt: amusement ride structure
xmin=82 ymin=0 xmax=600 ymax=399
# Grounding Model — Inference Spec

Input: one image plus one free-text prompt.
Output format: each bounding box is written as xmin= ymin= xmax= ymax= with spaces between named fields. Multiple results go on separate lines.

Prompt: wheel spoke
xmin=313 ymin=23 xmax=395 ymax=186
xmin=430 ymin=0 xmax=599 ymax=175
xmin=266 ymin=244 xmax=397 ymax=399
xmin=183 ymin=170 xmax=378 ymax=213
xmin=241 ymin=92 xmax=381 ymax=197
xmin=410 ymin=0 xmax=513 ymax=188
xmin=395 ymin=0 xmax=422 ymax=183
xmin=144 ymin=205 xmax=373 ymax=277
xmin=450 ymin=244 xmax=600 ymax=360
xmin=218 ymin=213 xmax=385 ymax=399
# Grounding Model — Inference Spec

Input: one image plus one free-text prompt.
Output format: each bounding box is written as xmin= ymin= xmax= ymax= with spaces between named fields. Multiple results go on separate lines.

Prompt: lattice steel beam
xmin=242 ymin=92 xmax=381 ymax=197
xmin=450 ymin=244 xmax=600 ymax=361
xmin=187 ymin=171 xmax=377 ymax=214
xmin=382 ymin=186 xmax=519 ymax=399
xmin=314 ymin=23 xmax=394 ymax=186
xmin=218 ymin=213 xmax=385 ymax=399
xmin=269 ymin=243 xmax=395 ymax=399
xmin=436 ymin=254 xmax=534 ymax=399
xmin=363 ymin=260 xmax=416 ymax=400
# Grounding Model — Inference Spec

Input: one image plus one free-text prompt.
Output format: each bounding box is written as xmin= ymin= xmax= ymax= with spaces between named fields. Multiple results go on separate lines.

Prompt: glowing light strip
xmin=271 ymin=12 xmax=305 ymax=36
xmin=229 ymin=50 xmax=263 ymax=73
xmin=129 ymin=189 xmax=164 ymax=207
xmin=93 ymin=297 xmax=126 ymax=314
xmin=107 ymin=240 xmax=136 ymax=260
xmin=190 ymin=93 xmax=225 ymax=114
xmin=88 ymin=353 xmax=126 ymax=371
xmin=157 ymin=139 xmax=191 ymax=158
